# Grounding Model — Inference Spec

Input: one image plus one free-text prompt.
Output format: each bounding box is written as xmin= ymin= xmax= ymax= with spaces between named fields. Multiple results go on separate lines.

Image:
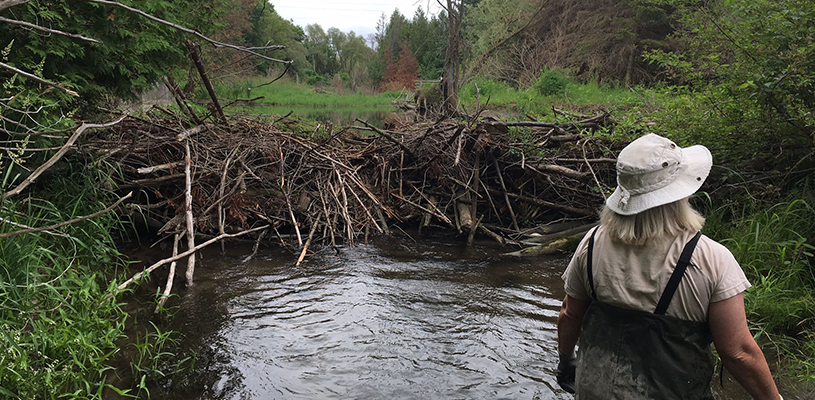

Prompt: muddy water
xmin=152 ymin=233 xmax=754 ymax=399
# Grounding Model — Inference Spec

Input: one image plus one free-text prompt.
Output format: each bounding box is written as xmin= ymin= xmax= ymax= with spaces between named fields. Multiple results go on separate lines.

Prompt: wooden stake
xmin=155 ymin=232 xmax=181 ymax=313
xmin=296 ymin=216 xmax=320 ymax=267
xmin=183 ymin=140 xmax=196 ymax=286
xmin=493 ymin=158 xmax=519 ymax=231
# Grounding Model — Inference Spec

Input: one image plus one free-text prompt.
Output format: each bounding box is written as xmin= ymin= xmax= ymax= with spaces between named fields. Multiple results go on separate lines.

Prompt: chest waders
xmin=575 ymin=230 xmax=715 ymax=400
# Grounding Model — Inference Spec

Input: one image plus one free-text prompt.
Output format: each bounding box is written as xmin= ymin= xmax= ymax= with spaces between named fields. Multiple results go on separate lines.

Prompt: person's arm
xmin=709 ymin=293 xmax=781 ymax=400
xmin=557 ymin=294 xmax=591 ymax=355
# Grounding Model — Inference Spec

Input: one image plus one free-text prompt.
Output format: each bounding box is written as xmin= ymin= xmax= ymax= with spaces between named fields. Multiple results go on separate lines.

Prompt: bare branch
xmin=87 ymin=0 xmax=291 ymax=65
xmin=0 ymin=0 xmax=32 ymax=12
xmin=0 ymin=16 xmax=101 ymax=43
xmin=0 ymin=61 xmax=79 ymax=97
xmin=2 ymin=115 xmax=127 ymax=199
xmin=0 ymin=192 xmax=132 ymax=238
xmin=106 ymin=224 xmax=270 ymax=298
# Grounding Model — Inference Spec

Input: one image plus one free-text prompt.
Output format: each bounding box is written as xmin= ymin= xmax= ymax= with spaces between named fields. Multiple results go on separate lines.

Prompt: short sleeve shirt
xmin=561 ymin=226 xmax=751 ymax=322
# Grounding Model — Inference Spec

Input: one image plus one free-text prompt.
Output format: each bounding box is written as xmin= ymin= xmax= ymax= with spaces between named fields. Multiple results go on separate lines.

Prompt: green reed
xmin=0 ymin=157 xmax=179 ymax=398
xmin=703 ymin=196 xmax=815 ymax=379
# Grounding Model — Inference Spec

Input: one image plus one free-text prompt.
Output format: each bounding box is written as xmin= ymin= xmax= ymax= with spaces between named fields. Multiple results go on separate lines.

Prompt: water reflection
xmin=157 ymin=235 xmax=568 ymax=399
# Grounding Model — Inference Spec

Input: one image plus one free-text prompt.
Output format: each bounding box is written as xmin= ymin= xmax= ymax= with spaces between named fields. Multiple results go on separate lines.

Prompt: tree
xmin=646 ymin=0 xmax=815 ymax=166
xmin=305 ymin=24 xmax=339 ymax=77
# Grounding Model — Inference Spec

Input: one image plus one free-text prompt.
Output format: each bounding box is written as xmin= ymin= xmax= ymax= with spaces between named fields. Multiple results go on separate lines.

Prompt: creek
xmin=138 ymin=232 xmax=754 ymax=399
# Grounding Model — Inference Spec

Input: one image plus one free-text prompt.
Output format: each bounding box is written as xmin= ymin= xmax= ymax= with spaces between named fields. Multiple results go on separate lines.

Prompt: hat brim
xmin=606 ymin=144 xmax=712 ymax=215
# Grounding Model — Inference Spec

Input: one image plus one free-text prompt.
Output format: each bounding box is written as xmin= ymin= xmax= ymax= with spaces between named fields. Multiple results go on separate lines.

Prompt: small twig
xmin=492 ymin=157 xmax=519 ymax=231
xmin=274 ymin=110 xmax=294 ymax=124
xmin=241 ymin=230 xmax=266 ymax=264
xmin=251 ymin=62 xmax=293 ymax=90
xmin=295 ymin=216 xmax=320 ymax=267
xmin=137 ymin=161 xmax=185 ymax=174
xmin=583 ymin=139 xmax=608 ymax=201
xmin=355 ymin=118 xmax=416 ymax=159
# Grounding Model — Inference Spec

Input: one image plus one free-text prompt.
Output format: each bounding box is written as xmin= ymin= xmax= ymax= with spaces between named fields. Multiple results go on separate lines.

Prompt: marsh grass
xmin=0 ymin=158 xmax=179 ymax=398
xmin=207 ymin=77 xmax=403 ymax=108
xmin=458 ymin=77 xmax=659 ymax=117
xmin=702 ymin=196 xmax=815 ymax=378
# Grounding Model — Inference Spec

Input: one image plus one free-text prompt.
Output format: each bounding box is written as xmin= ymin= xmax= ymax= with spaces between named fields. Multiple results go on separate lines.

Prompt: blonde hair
xmin=600 ymin=198 xmax=705 ymax=246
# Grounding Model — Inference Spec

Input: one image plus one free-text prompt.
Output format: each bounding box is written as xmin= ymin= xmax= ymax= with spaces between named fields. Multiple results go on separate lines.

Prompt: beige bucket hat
xmin=606 ymin=133 xmax=712 ymax=215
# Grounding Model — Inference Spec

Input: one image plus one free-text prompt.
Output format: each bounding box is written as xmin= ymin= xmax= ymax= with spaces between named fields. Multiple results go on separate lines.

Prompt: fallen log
xmin=503 ymin=235 xmax=581 ymax=257
xmin=525 ymin=222 xmax=596 ymax=244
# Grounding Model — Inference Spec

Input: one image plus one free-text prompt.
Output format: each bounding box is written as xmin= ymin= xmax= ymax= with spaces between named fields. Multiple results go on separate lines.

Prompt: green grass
xmin=0 ymin=157 xmax=180 ymax=398
xmin=702 ymin=196 xmax=815 ymax=379
xmin=206 ymin=77 xmax=404 ymax=108
xmin=458 ymin=76 xmax=663 ymax=117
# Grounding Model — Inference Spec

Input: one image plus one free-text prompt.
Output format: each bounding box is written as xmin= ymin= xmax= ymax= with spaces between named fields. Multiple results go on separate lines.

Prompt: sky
xmin=271 ymin=0 xmax=442 ymax=40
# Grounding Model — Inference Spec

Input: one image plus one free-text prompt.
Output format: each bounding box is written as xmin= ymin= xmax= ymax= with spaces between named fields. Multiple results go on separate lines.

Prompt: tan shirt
xmin=562 ymin=226 xmax=751 ymax=322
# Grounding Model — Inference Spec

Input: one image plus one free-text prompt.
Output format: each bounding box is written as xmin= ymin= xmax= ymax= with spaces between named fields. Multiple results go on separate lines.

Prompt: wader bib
xmin=575 ymin=229 xmax=715 ymax=400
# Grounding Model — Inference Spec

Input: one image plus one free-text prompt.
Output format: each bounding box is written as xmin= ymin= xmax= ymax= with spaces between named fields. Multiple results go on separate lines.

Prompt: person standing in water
xmin=556 ymin=134 xmax=782 ymax=399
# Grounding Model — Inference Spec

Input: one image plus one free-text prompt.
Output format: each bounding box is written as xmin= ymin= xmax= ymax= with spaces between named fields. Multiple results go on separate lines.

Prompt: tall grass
xmin=0 ymin=157 xmax=179 ymax=398
xmin=458 ymin=75 xmax=658 ymax=117
xmin=703 ymin=196 xmax=815 ymax=378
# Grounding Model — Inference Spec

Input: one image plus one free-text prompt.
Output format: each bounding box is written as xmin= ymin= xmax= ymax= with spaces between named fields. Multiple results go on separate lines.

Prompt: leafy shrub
xmin=534 ymin=69 xmax=570 ymax=96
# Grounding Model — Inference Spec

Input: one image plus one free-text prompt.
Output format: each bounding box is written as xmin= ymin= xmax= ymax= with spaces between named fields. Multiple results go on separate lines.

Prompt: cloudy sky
xmin=271 ymin=0 xmax=443 ymax=40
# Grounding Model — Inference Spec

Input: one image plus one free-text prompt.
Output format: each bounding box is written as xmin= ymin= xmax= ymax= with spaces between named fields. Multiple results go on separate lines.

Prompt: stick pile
xmin=84 ymin=107 xmax=620 ymax=296
xmin=86 ymin=109 xmax=618 ymax=246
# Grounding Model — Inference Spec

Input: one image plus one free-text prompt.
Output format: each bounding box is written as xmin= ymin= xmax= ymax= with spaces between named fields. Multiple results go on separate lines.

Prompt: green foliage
xmin=370 ymin=8 xmax=447 ymax=87
xmin=458 ymin=77 xmax=654 ymax=116
xmin=212 ymin=77 xmax=400 ymax=107
xmin=0 ymin=0 xmax=228 ymax=103
xmin=645 ymin=0 xmax=815 ymax=170
xmin=0 ymin=158 xmax=176 ymax=398
xmin=703 ymin=196 xmax=815 ymax=377
xmin=534 ymin=69 xmax=570 ymax=96
xmin=460 ymin=77 xmax=512 ymax=99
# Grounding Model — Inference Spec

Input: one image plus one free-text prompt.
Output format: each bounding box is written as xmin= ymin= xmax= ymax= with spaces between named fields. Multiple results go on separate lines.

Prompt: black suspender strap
xmin=586 ymin=227 xmax=600 ymax=300
xmin=654 ymin=231 xmax=703 ymax=315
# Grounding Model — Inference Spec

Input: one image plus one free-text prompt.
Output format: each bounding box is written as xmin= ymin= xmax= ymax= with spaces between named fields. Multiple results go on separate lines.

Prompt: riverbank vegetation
xmin=1 ymin=0 xmax=814 ymax=397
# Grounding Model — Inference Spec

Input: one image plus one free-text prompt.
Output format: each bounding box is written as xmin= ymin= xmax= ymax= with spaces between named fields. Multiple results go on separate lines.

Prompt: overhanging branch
xmin=0 ymin=61 xmax=79 ymax=97
xmin=87 ymin=0 xmax=292 ymax=65
xmin=0 ymin=16 xmax=101 ymax=43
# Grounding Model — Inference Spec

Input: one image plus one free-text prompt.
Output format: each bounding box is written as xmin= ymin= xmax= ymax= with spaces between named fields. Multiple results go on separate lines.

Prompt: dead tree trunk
xmin=442 ymin=0 xmax=463 ymax=115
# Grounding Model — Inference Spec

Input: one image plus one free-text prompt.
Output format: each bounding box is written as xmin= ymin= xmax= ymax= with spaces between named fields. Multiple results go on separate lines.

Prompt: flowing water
xmin=149 ymin=233 xmax=756 ymax=399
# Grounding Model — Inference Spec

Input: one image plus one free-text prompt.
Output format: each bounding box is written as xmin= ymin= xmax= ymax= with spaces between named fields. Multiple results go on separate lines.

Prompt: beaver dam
xmin=87 ymin=107 xmax=620 ymax=299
